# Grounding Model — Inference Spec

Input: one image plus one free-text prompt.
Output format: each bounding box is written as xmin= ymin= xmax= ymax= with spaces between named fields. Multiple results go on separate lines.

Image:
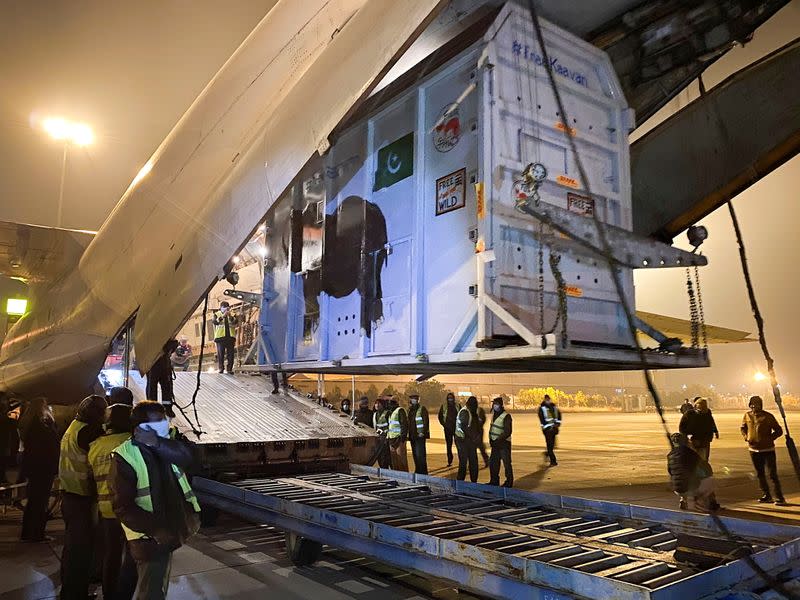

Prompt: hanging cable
xmin=175 ymin=294 xmax=208 ymax=437
xmin=526 ymin=3 xmax=798 ymax=597
xmin=728 ymin=200 xmax=800 ymax=479
xmin=526 ymin=0 xmax=672 ymax=443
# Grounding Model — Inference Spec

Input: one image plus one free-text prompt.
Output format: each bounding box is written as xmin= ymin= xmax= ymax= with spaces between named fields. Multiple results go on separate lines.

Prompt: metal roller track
xmin=196 ymin=468 xmax=800 ymax=600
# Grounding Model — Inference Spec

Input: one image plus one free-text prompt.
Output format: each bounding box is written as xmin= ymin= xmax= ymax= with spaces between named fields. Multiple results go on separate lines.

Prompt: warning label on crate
xmin=567 ymin=193 xmax=594 ymax=217
xmin=565 ymin=285 xmax=583 ymax=297
xmin=475 ymin=181 xmax=485 ymax=219
xmin=557 ymin=174 xmax=579 ymax=189
xmin=436 ymin=168 xmax=466 ymax=216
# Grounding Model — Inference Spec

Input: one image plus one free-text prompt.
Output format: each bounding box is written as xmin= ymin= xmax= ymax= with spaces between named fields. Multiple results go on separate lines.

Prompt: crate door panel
xmin=370 ymin=238 xmax=411 ymax=355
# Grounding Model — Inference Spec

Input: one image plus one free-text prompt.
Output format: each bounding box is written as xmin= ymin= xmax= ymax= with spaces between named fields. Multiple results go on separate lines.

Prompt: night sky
xmin=1 ymin=1 xmax=797 ymax=394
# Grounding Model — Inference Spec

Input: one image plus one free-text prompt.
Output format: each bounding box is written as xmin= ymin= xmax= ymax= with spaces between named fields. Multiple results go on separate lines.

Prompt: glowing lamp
xmin=6 ymin=298 xmax=27 ymax=316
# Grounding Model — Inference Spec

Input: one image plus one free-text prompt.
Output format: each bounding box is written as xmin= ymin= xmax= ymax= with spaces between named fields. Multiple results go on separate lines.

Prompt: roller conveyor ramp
xmin=168 ymin=372 xmax=378 ymax=477
xmin=196 ymin=466 xmax=800 ymax=600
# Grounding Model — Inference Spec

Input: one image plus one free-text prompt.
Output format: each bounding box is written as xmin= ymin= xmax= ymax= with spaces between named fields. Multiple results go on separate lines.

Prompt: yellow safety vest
xmin=387 ymin=407 xmax=406 ymax=440
xmin=373 ymin=409 xmax=388 ymax=433
xmin=441 ymin=402 xmax=459 ymax=422
xmin=454 ymin=407 xmax=472 ymax=439
xmin=59 ymin=420 xmax=92 ymax=496
xmin=113 ymin=439 xmax=200 ymax=541
xmin=213 ymin=311 xmax=237 ymax=339
xmin=412 ymin=406 xmax=426 ymax=437
xmin=88 ymin=432 xmax=130 ymax=518
xmin=489 ymin=412 xmax=510 ymax=442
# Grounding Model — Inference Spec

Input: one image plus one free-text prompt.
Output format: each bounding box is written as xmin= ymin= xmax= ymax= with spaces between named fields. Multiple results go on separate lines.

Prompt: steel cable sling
xmin=175 ymin=293 xmax=207 ymax=437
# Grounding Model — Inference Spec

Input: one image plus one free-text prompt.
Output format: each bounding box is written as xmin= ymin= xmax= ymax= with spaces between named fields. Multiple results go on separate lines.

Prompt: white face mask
xmin=140 ymin=419 xmax=170 ymax=438
xmin=410 ymin=398 xmax=419 ymax=405
xmin=493 ymin=404 xmax=501 ymax=412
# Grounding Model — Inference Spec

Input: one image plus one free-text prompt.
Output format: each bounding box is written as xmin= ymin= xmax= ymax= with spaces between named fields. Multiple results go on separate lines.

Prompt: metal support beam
xmin=632 ymin=38 xmax=800 ymax=240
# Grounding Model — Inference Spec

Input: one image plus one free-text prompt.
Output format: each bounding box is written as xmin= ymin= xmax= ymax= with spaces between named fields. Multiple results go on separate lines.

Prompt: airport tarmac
xmin=3 ymin=409 xmax=799 ymax=599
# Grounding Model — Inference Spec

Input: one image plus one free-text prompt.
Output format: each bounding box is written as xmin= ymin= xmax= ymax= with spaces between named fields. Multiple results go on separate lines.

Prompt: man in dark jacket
xmin=455 ymin=396 xmax=481 ymax=483
xmin=407 ymin=394 xmax=429 ymax=475
xmin=667 ymin=433 xmax=719 ymax=511
xmin=686 ymin=398 xmax=718 ymax=461
xmin=353 ymin=397 xmax=373 ymax=428
xmin=372 ymin=397 xmax=391 ymax=468
xmin=488 ymin=397 xmax=513 ymax=487
xmin=741 ymin=396 xmax=785 ymax=505
xmin=538 ymin=395 xmax=561 ymax=466
xmin=59 ymin=394 xmax=107 ymax=600
xmin=110 ymin=401 xmax=200 ymax=600
xmin=438 ymin=393 xmax=459 ymax=466
xmin=146 ymin=339 xmax=179 ymax=418
xmin=20 ymin=398 xmax=59 ymax=542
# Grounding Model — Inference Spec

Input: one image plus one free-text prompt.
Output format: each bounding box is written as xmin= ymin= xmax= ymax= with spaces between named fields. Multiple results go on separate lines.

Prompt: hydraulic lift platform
xmin=196 ymin=466 xmax=800 ymax=600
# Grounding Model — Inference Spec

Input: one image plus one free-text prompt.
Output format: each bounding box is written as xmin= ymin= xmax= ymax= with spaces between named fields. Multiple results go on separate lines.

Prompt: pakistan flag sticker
xmin=373 ymin=132 xmax=414 ymax=191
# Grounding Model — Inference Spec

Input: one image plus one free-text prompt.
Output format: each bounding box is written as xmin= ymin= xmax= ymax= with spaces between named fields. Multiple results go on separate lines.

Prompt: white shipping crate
xmin=259 ymin=3 xmax=706 ymax=374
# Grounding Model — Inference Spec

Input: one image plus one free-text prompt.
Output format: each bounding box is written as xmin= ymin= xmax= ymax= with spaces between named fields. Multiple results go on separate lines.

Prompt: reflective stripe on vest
xmin=113 ymin=439 xmax=200 ymax=541
xmin=454 ymin=407 xmax=472 ymax=439
xmin=88 ymin=432 xmax=130 ymax=518
xmin=413 ymin=408 xmax=425 ymax=436
xmin=373 ymin=410 xmax=388 ymax=433
xmin=541 ymin=406 xmax=560 ymax=429
xmin=59 ymin=420 xmax=92 ymax=496
xmin=387 ymin=407 xmax=406 ymax=439
xmin=489 ymin=412 xmax=510 ymax=442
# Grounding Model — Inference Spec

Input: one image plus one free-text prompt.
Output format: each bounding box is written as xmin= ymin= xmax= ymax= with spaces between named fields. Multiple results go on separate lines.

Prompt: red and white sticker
xmin=432 ymin=103 xmax=461 ymax=153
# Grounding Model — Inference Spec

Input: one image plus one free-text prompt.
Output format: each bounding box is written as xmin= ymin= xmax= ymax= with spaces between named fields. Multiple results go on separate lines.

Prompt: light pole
xmin=41 ymin=117 xmax=94 ymax=227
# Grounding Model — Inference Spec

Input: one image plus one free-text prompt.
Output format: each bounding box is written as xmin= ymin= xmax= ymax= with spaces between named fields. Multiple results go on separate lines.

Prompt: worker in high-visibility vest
xmin=88 ymin=402 xmax=138 ymax=600
xmin=110 ymin=400 xmax=199 ymax=600
xmin=58 ymin=394 xmax=107 ymax=600
xmin=212 ymin=301 xmax=239 ymax=374
xmin=488 ymin=397 xmax=514 ymax=487
xmin=454 ymin=396 xmax=480 ymax=483
xmin=539 ymin=394 xmax=562 ymax=466
xmin=437 ymin=392 xmax=460 ymax=466
xmin=386 ymin=397 xmax=409 ymax=472
xmin=372 ymin=397 xmax=391 ymax=468
xmin=407 ymin=394 xmax=429 ymax=475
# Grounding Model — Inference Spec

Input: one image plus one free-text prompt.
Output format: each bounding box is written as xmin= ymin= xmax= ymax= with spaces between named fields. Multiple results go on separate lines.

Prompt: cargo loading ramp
xmin=170 ymin=372 xmax=377 ymax=476
xmin=196 ymin=466 xmax=800 ymax=600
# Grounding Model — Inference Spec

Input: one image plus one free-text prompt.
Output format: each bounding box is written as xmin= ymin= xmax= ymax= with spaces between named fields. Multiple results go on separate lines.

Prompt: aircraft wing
xmin=0 ymin=221 xmax=94 ymax=283
xmin=636 ymin=310 xmax=754 ymax=345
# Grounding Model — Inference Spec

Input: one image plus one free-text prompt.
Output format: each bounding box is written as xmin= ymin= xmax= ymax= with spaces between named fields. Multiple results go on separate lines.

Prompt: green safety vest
xmin=387 ymin=407 xmax=406 ymax=440
xmin=373 ymin=409 xmax=388 ymax=433
xmin=59 ymin=420 xmax=92 ymax=496
xmin=489 ymin=412 xmax=510 ymax=442
xmin=88 ymin=432 xmax=130 ymax=518
xmin=213 ymin=311 xmax=237 ymax=339
xmin=454 ymin=407 xmax=472 ymax=439
xmin=113 ymin=439 xmax=201 ymax=541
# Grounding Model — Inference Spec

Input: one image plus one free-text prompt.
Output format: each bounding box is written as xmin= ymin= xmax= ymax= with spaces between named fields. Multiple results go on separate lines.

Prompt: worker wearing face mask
xmin=407 ymin=394 xmax=429 ymax=475
xmin=488 ymin=397 xmax=513 ymax=488
xmin=110 ymin=401 xmax=200 ymax=600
